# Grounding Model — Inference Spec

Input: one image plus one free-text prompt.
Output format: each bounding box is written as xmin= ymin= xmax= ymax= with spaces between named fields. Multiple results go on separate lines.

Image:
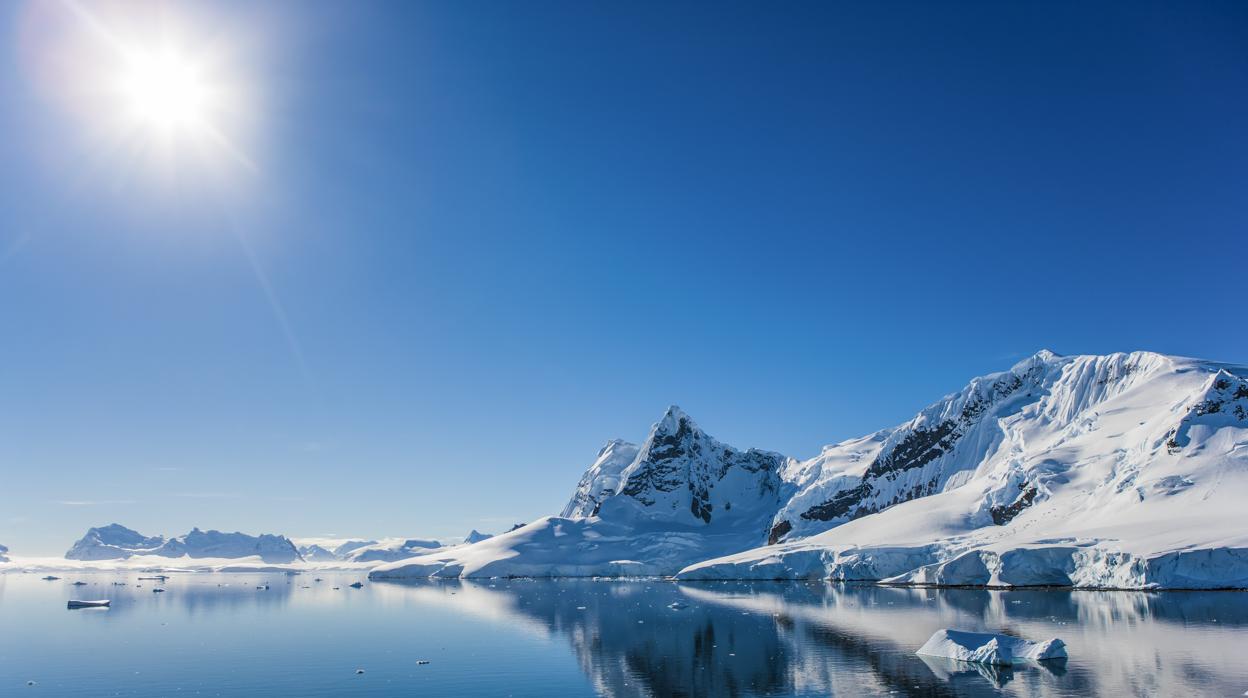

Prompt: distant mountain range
xmin=14 ymin=350 xmax=1248 ymax=589
xmin=66 ymin=524 xmax=304 ymax=563
xmin=57 ymin=525 xmax=488 ymax=565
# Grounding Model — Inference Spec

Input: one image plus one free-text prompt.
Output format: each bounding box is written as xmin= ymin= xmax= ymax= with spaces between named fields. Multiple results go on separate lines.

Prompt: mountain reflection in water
xmin=374 ymin=578 xmax=1248 ymax=697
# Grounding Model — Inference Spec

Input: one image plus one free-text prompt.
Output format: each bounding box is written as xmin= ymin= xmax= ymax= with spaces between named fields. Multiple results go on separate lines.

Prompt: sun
xmin=20 ymin=0 xmax=257 ymax=173
xmin=119 ymin=48 xmax=212 ymax=131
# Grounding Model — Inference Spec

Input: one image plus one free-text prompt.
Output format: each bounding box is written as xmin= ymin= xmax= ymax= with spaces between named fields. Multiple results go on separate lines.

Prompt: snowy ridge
xmin=679 ymin=351 xmax=1248 ymax=589
xmin=372 ymin=350 xmax=1248 ymax=588
xmin=561 ymin=439 xmax=639 ymax=518
xmin=343 ymin=538 xmax=443 ymax=563
xmin=297 ymin=544 xmax=339 ymax=562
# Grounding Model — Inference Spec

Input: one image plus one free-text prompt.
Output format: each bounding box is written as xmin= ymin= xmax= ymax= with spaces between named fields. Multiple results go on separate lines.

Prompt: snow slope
xmin=65 ymin=525 xmax=303 ymax=564
xmin=678 ymin=351 xmax=1248 ymax=589
xmin=560 ymin=439 xmax=639 ymax=518
xmin=372 ymin=406 xmax=792 ymax=579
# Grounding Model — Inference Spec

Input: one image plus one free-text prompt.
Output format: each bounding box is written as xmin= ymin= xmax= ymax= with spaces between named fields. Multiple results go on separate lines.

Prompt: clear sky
xmin=1 ymin=1 xmax=1245 ymax=555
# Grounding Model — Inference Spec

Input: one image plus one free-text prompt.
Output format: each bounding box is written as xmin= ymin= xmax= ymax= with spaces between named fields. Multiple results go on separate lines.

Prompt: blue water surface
xmin=2 ymin=573 xmax=1246 ymax=696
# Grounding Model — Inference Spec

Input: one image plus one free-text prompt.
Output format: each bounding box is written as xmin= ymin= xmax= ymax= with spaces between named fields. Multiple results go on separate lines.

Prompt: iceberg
xmin=66 ymin=600 xmax=110 ymax=609
xmin=917 ymin=629 xmax=1067 ymax=666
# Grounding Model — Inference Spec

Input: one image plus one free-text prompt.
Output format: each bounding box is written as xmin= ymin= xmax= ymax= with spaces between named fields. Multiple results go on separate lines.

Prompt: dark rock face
xmin=617 ymin=409 xmax=785 ymax=530
xmin=798 ymin=367 xmax=1041 ymax=525
xmin=767 ymin=520 xmax=793 ymax=545
xmin=799 ymin=483 xmax=870 ymax=522
xmin=621 ymin=416 xmax=698 ymax=505
xmin=990 ymin=483 xmax=1038 ymax=525
xmin=1166 ymin=370 xmax=1248 ymax=453
xmin=865 ymin=421 xmax=959 ymax=479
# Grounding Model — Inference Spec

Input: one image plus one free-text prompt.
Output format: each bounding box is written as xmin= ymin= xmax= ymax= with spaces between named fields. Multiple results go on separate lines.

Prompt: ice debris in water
xmin=917 ymin=629 xmax=1067 ymax=666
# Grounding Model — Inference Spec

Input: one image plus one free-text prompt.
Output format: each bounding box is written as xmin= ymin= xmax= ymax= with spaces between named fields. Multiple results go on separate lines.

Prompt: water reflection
xmin=374 ymin=579 xmax=1248 ymax=697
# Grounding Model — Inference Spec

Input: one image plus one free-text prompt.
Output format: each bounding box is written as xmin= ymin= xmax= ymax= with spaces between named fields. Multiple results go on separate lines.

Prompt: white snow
xmin=561 ymin=439 xmax=640 ymax=518
xmin=916 ymin=629 xmax=1067 ymax=665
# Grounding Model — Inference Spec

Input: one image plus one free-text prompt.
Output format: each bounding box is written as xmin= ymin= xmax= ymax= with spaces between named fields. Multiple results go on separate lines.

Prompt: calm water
xmin=1 ymin=573 xmax=1246 ymax=696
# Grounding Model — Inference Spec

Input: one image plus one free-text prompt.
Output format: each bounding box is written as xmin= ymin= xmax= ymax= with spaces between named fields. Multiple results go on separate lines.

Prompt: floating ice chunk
xmin=67 ymin=600 xmax=110 ymax=609
xmin=349 ymin=582 xmax=364 ymax=588
xmin=917 ymin=629 xmax=1066 ymax=666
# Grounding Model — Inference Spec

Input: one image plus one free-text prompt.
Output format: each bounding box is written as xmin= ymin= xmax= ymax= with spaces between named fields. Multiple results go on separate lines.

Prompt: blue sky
xmin=1 ymin=1 xmax=1245 ymax=554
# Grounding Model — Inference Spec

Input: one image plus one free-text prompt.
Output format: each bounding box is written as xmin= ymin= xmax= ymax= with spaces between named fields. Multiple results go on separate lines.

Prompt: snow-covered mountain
xmin=679 ymin=351 xmax=1248 ymax=589
xmin=65 ymin=525 xmax=303 ymax=564
xmin=372 ymin=351 xmax=1248 ymax=588
xmin=297 ymin=544 xmax=340 ymax=562
xmin=65 ymin=524 xmax=168 ymax=560
xmin=332 ymin=540 xmax=376 ymax=558
xmin=373 ymin=406 xmax=792 ymax=578
xmin=344 ymin=538 xmax=443 ymax=563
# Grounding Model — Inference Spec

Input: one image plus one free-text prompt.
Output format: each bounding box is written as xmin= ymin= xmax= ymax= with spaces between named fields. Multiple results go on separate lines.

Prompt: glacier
xmin=374 ymin=350 xmax=1248 ymax=589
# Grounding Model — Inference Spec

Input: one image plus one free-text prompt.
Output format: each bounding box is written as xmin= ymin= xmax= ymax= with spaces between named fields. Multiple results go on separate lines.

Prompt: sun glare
xmin=120 ymin=49 xmax=211 ymax=131
xmin=21 ymin=0 xmax=257 ymax=175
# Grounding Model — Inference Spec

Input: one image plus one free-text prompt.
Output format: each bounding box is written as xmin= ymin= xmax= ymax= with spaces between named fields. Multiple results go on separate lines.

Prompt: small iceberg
xmin=152 ymin=588 xmax=166 ymax=593
xmin=349 ymin=582 xmax=364 ymax=589
xmin=41 ymin=576 xmax=60 ymax=581
xmin=67 ymin=600 xmax=110 ymax=609
xmin=71 ymin=581 xmax=88 ymax=586
xmin=917 ymin=629 xmax=1066 ymax=666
